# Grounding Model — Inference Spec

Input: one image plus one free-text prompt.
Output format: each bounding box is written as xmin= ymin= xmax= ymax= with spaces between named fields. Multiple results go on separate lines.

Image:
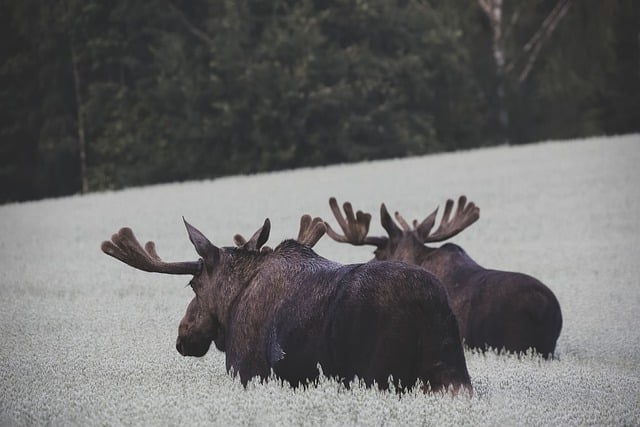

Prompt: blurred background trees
xmin=1 ymin=0 xmax=638 ymax=203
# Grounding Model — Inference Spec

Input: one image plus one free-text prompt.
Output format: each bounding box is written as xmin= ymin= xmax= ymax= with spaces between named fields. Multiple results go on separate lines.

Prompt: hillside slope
xmin=1 ymin=134 xmax=639 ymax=425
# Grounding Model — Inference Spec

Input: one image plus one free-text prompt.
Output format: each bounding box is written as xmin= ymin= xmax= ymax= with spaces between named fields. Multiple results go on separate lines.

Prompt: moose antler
xmin=297 ymin=215 xmax=326 ymax=247
xmin=407 ymin=195 xmax=480 ymax=243
xmin=101 ymin=226 xmax=201 ymax=275
xmin=234 ymin=219 xmax=272 ymax=253
xmin=327 ymin=196 xmax=479 ymax=247
xmin=325 ymin=197 xmax=388 ymax=247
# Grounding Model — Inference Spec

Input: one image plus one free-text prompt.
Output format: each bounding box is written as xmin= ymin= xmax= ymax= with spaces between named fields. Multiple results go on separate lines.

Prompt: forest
xmin=1 ymin=0 xmax=638 ymax=203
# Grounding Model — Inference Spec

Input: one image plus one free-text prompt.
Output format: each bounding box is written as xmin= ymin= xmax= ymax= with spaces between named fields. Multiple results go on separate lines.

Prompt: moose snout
xmin=175 ymin=334 xmax=212 ymax=357
xmin=176 ymin=337 xmax=187 ymax=356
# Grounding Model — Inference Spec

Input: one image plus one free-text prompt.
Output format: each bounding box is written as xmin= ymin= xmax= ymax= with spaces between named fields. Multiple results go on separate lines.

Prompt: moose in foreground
xmin=325 ymin=196 xmax=562 ymax=359
xmin=101 ymin=215 xmax=471 ymax=393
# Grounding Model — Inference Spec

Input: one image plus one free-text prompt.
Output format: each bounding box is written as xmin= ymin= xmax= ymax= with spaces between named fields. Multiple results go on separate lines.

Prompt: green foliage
xmin=507 ymin=1 xmax=623 ymax=143
xmin=0 ymin=0 xmax=638 ymax=202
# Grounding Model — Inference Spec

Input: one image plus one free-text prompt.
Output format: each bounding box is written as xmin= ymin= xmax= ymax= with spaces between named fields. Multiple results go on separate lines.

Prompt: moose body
xmin=102 ymin=216 xmax=471 ymax=393
xmin=390 ymin=240 xmax=562 ymax=357
xmin=325 ymin=197 xmax=562 ymax=358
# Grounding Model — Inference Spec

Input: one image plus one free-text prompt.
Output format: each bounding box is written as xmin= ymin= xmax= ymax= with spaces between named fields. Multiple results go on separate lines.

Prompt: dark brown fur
xmin=102 ymin=218 xmax=472 ymax=393
xmin=325 ymin=197 xmax=563 ymax=358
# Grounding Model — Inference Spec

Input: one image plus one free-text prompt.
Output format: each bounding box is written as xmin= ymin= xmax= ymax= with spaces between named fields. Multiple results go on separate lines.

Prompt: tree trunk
xmin=70 ymin=42 xmax=88 ymax=194
xmin=516 ymin=0 xmax=574 ymax=84
xmin=479 ymin=0 xmax=574 ymax=144
xmin=479 ymin=0 xmax=510 ymax=143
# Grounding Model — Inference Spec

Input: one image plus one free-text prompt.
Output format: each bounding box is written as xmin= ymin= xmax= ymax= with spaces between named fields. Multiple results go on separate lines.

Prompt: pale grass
xmin=1 ymin=134 xmax=639 ymax=425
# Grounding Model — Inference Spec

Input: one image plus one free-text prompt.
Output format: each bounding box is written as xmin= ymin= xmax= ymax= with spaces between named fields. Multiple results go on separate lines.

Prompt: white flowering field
xmin=1 ymin=134 xmax=639 ymax=425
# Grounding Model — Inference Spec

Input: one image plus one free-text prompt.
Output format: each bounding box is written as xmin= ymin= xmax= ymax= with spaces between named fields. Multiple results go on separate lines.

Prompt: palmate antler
xmin=397 ymin=196 xmax=480 ymax=243
xmin=296 ymin=215 xmax=326 ymax=247
xmin=325 ymin=198 xmax=387 ymax=247
xmin=325 ymin=196 xmax=480 ymax=246
xmin=101 ymin=223 xmax=201 ymax=275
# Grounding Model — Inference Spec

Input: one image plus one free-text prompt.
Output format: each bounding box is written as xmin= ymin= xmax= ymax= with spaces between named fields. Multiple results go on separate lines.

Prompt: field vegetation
xmin=1 ymin=135 xmax=639 ymax=425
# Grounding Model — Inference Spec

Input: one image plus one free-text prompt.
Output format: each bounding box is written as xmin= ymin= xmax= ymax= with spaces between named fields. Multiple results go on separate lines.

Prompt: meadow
xmin=1 ymin=134 xmax=639 ymax=425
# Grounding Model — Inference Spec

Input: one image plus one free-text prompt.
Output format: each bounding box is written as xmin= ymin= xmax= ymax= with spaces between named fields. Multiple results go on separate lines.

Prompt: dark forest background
xmin=1 ymin=0 xmax=638 ymax=203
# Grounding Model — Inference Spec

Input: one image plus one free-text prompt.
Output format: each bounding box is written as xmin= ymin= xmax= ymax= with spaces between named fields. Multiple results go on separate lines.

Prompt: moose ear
xmin=255 ymin=218 xmax=271 ymax=249
xmin=183 ymin=218 xmax=220 ymax=266
xmin=380 ymin=203 xmax=402 ymax=239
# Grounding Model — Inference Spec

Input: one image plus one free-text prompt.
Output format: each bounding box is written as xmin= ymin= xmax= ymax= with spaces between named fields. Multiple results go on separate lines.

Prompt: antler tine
xmin=233 ymin=234 xmax=248 ymax=247
xmin=394 ymin=211 xmax=412 ymax=231
xmin=325 ymin=197 xmax=386 ymax=247
xmin=380 ymin=203 xmax=403 ymax=239
xmin=297 ymin=215 xmax=327 ymax=248
xmin=144 ymin=241 xmax=162 ymax=261
xmin=101 ymin=227 xmax=201 ymax=275
xmin=422 ymin=196 xmax=480 ymax=243
xmin=414 ymin=207 xmax=439 ymax=242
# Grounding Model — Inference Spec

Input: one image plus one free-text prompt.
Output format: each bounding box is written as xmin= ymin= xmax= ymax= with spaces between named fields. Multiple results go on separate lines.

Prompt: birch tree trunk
xmin=478 ymin=0 xmax=574 ymax=144
xmin=478 ymin=0 xmax=510 ymax=143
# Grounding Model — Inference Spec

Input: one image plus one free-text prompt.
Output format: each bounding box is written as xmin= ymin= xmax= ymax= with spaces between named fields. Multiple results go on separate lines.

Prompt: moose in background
xmin=101 ymin=215 xmax=472 ymax=394
xmin=325 ymin=196 xmax=562 ymax=359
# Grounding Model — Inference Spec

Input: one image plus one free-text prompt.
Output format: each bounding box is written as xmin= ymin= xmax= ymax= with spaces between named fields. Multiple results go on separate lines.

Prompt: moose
xmin=101 ymin=215 xmax=472 ymax=393
xmin=324 ymin=196 xmax=563 ymax=358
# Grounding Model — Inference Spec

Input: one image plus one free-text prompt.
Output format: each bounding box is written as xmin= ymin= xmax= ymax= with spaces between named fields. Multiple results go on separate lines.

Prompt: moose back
xmin=101 ymin=215 xmax=471 ymax=393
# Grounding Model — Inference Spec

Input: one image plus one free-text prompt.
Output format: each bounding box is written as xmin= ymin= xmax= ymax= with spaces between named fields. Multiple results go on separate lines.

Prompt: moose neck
xmin=420 ymin=242 xmax=480 ymax=282
xmin=214 ymin=241 xmax=334 ymax=331
xmin=376 ymin=234 xmax=436 ymax=265
xmin=210 ymin=248 xmax=266 ymax=330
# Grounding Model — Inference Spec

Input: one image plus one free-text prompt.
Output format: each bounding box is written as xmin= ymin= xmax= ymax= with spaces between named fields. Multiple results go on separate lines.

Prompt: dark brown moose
xmin=101 ymin=215 xmax=472 ymax=393
xmin=325 ymin=196 xmax=563 ymax=358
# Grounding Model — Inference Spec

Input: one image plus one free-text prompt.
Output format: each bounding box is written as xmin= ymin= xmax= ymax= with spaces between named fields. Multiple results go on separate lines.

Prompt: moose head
xmin=101 ymin=216 xmax=326 ymax=360
xmin=325 ymin=195 xmax=480 ymax=265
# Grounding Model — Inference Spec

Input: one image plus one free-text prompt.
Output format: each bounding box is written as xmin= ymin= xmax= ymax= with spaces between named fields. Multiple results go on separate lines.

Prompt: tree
xmin=0 ymin=1 xmax=85 ymax=201
xmin=1 ymin=0 xmax=636 ymax=203
xmin=508 ymin=1 xmax=637 ymax=143
xmin=477 ymin=0 xmax=574 ymax=142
